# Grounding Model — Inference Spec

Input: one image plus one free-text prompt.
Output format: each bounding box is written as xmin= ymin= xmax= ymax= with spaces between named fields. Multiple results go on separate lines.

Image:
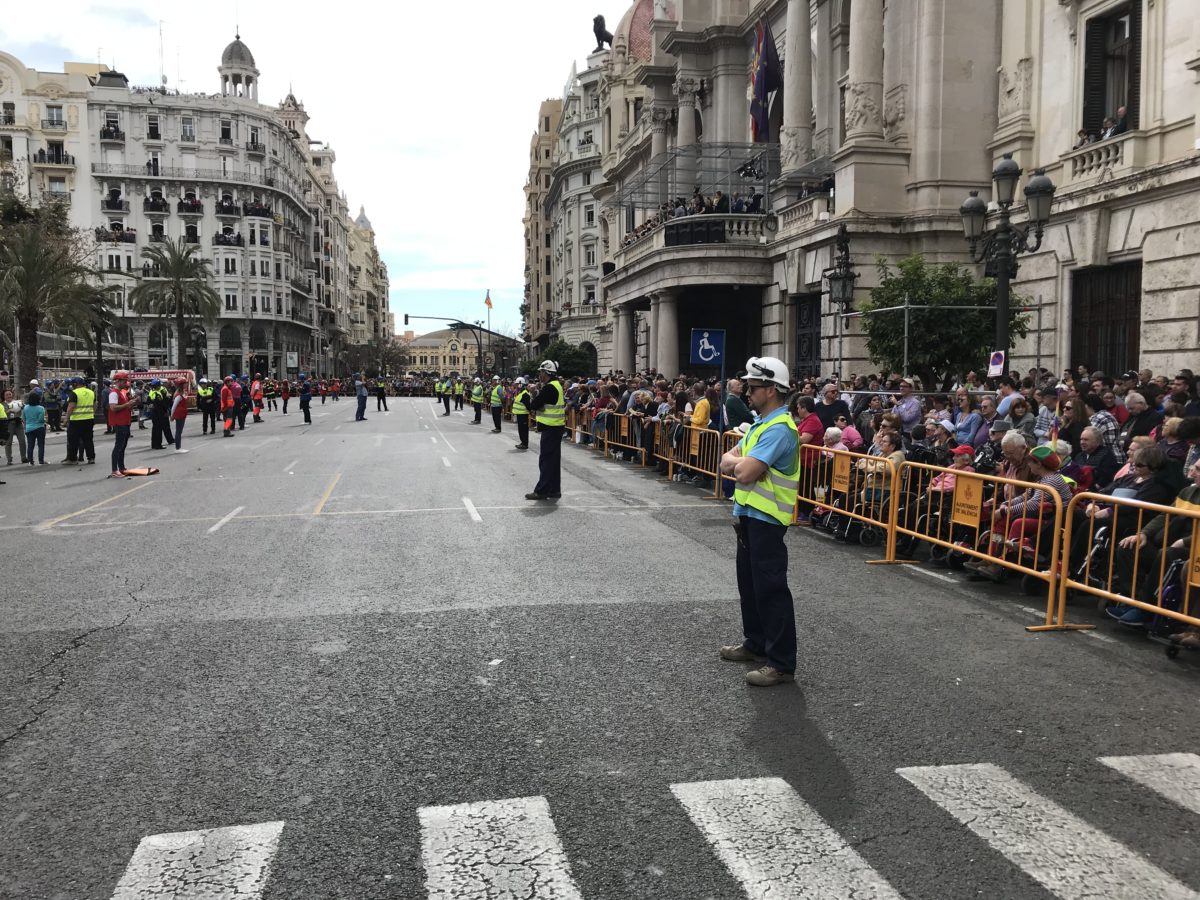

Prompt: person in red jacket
xmin=221 ymin=376 xmax=237 ymax=437
xmin=107 ymin=370 xmax=136 ymax=478
xmin=251 ymin=372 xmax=265 ymax=423
xmin=170 ymin=379 xmax=190 ymax=452
xmin=281 ymin=378 xmax=291 ymax=415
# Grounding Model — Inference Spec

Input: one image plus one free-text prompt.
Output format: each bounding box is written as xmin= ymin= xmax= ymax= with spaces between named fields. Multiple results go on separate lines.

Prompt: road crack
xmin=0 ymin=579 xmax=148 ymax=750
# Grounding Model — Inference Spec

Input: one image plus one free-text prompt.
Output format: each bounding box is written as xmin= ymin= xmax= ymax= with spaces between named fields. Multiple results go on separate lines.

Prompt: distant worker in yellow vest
xmin=63 ymin=376 xmax=97 ymax=465
xmin=524 ymin=361 xmax=565 ymax=500
xmin=511 ymin=377 xmax=531 ymax=450
xmin=441 ymin=375 xmax=452 ymax=416
xmin=718 ymin=355 xmax=800 ymax=688
xmin=488 ymin=376 xmax=504 ymax=433
xmin=454 ymin=377 xmax=465 ymax=411
xmin=470 ymin=377 xmax=484 ymax=425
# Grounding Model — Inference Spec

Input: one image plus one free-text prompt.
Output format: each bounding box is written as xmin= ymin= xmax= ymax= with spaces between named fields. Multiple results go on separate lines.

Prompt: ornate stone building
xmin=401 ymin=327 xmax=524 ymax=376
xmin=523 ymin=98 xmax=563 ymax=349
xmin=534 ymin=0 xmax=1200 ymax=379
xmin=349 ymin=206 xmax=390 ymax=347
xmin=1 ymin=37 xmax=383 ymax=378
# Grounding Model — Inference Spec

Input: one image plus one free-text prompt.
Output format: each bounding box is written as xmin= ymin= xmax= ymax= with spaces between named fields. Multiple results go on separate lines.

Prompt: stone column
xmin=844 ymin=0 xmax=885 ymax=142
xmin=781 ymin=0 xmax=814 ymax=172
xmin=648 ymin=296 xmax=660 ymax=374
xmin=613 ymin=305 xmax=630 ymax=374
xmin=650 ymin=106 xmax=671 ymax=206
xmin=133 ymin=323 xmax=150 ymax=369
xmin=655 ymin=290 xmax=679 ymax=379
xmin=674 ymin=76 xmax=700 ymax=195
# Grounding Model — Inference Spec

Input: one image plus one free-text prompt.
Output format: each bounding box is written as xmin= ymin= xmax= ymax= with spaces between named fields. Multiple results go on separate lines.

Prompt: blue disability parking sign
xmin=690 ymin=329 xmax=725 ymax=366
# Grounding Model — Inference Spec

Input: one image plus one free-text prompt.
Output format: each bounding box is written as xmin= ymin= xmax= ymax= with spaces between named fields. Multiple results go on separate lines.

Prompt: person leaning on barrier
xmin=718 ymin=356 xmax=801 ymax=688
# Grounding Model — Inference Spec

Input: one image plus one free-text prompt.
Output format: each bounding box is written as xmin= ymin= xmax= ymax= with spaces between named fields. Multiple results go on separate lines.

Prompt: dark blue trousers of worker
xmin=356 ymin=395 xmax=367 ymax=420
xmin=735 ymin=516 xmax=796 ymax=673
xmin=533 ymin=424 xmax=563 ymax=496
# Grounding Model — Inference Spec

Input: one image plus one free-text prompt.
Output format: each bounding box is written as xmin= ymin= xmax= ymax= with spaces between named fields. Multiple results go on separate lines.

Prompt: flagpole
xmin=486 ymin=288 xmax=491 ymax=373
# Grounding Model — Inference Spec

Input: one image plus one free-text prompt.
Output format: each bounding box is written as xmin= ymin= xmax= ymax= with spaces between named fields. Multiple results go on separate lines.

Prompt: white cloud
xmin=1 ymin=0 xmax=610 ymax=330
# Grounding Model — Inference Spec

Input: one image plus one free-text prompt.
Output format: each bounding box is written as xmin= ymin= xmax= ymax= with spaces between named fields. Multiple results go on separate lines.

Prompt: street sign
xmin=987 ymin=350 xmax=1006 ymax=378
xmin=689 ymin=329 xmax=725 ymax=367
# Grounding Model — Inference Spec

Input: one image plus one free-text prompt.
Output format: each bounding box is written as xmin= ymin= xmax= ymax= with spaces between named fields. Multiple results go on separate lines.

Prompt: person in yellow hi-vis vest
xmin=718 ymin=356 xmax=800 ymax=687
xmin=454 ymin=377 xmax=465 ymax=411
xmin=470 ymin=377 xmax=484 ymax=424
xmin=488 ymin=376 xmax=504 ymax=433
xmin=511 ymin=377 xmax=531 ymax=450
xmin=63 ymin=376 xmax=97 ymax=465
xmin=525 ymin=360 xmax=565 ymax=500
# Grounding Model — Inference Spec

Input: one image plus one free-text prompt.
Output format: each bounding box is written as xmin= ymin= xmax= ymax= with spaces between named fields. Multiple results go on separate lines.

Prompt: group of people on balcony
xmin=619 ymin=187 xmax=764 ymax=247
xmin=1073 ymin=105 xmax=1129 ymax=149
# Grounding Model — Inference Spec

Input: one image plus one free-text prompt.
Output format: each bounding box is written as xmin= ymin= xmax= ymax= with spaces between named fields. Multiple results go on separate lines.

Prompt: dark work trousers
xmin=237 ymin=404 xmax=248 ymax=429
xmin=151 ymin=414 xmax=171 ymax=449
xmin=473 ymin=402 xmax=482 ymax=424
xmin=516 ymin=414 xmax=529 ymax=447
xmin=455 ymin=393 xmax=464 ymax=410
xmin=282 ymin=396 xmax=289 ymax=414
xmin=533 ymin=424 xmax=563 ymax=496
xmin=48 ymin=409 xmax=62 ymax=432
xmin=735 ymin=516 xmax=796 ymax=673
xmin=69 ymin=420 xmax=95 ymax=462
xmin=112 ymin=425 xmax=130 ymax=472
xmin=377 ymin=391 xmax=388 ymax=411
xmin=443 ymin=394 xmax=451 ymax=415
xmin=491 ymin=406 xmax=502 ymax=431
xmin=201 ymin=407 xmax=217 ymax=434
xmin=355 ymin=395 xmax=367 ymax=420
xmin=301 ymin=400 xmax=312 ymax=424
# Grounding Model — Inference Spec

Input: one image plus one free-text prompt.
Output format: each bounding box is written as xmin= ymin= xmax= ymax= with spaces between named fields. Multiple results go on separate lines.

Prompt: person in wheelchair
xmin=857 ymin=430 xmax=905 ymax=511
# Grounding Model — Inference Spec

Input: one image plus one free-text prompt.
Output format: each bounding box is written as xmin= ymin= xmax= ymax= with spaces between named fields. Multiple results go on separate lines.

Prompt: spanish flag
xmin=484 ymin=290 xmax=493 ymax=310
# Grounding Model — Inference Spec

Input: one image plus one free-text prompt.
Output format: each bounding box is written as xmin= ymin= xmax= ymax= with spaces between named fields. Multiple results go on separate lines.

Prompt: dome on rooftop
xmin=222 ymin=35 xmax=256 ymax=68
xmin=615 ymin=0 xmax=676 ymax=63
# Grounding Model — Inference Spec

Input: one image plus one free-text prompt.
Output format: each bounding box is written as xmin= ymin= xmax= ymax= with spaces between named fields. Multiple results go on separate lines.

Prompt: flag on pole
xmin=484 ymin=290 xmax=493 ymax=310
xmin=748 ymin=18 xmax=783 ymax=143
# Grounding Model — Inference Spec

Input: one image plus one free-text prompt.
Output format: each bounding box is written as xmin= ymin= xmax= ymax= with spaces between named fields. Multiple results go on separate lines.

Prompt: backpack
xmin=1148 ymin=558 xmax=1188 ymax=640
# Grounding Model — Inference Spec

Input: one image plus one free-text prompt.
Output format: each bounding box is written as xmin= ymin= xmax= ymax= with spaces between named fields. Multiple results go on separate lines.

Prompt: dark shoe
xmin=514 ymin=444 xmax=529 ymax=450
xmin=547 ymin=493 xmax=561 ymax=498
xmin=87 ymin=459 xmax=95 ymax=464
xmin=490 ymin=429 xmax=501 ymax=433
xmin=60 ymin=458 xmax=77 ymax=465
xmin=525 ymin=492 xmax=549 ymax=500
xmin=720 ymin=643 xmax=766 ymax=663
xmin=745 ymin=666 xmax=795 ymax=687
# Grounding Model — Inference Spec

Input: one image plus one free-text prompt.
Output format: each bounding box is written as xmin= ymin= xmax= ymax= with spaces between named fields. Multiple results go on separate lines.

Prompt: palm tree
xmin=0 ymin=222 xmax=95 ymax=384
xmin=127 ymin=238 xmax=221 ymax=369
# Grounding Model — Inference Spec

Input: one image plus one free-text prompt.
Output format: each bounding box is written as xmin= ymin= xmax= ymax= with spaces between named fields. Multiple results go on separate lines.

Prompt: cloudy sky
xmin=1 ymin=0 xmax=613 ymax=337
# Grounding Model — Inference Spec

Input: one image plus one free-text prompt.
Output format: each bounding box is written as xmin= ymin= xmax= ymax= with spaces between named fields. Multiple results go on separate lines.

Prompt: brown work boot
xmin=745 ymin=666 xmax=795 ymax=687
xmin=719 ymin=643 xmax=766 ymax=663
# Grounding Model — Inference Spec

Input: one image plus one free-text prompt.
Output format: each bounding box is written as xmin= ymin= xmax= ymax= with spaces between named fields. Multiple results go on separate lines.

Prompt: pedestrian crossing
xmin=106 ymin=753 xmax=1200 ymax=899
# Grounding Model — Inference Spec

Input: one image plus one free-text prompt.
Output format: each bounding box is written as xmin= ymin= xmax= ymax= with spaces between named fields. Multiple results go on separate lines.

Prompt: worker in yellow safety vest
xmin=524 ymin=361 xmax=564 ymax=500
xmin=453 ymin=377 xmax=465 ymax=411
xmin=717 ymin=355 xmax=801 ymax=688
xmin=63 ymin=376 xmax=97 ymax=465
xmin=511 ymin=377 xmax=531 ymax=450
xmin=470 ymin=377 xmax=484 ymax=425
xmin=488 ymin=376 xmax=504 ymax=433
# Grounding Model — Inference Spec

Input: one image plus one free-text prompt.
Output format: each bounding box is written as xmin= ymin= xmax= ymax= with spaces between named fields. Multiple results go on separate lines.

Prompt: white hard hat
xmin=538 ymin=360 xmax=558 ymax=373
xmin=199 ymin=377 xmax=209 ymax=384
xmin=743 ymin=356 xmax=791 ymax=391
xmin=515 ymin=376 xmax=527 ymax=385
xmin=29 ymin=379 xmax=39 ymax=386
xmin=473 ymin=377 xmax=481 ymax=383
xmin=492 ymin=375 xmax=500 ymax=381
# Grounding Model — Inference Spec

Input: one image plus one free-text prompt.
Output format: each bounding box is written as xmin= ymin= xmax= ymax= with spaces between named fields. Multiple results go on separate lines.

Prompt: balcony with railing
xmin=143 ymin=197 xmax=170 ymax=215
xmin=213 ymin=233 xmax=245 ymax=247
xmin=242 ymin=202 xmax=273 ymax=218
xmin=149 ymin=232 xmax=167 ymax=243
xmin=99 ymin=127 xmax=125 ymax=144
xmin=1060 ymin=132 xmax=1146 ymax=189
xmin=41 ymin=119 xmax=67 ymax=132
xmin=245 ymin=141 xmax=265 ymax=157
xmin=30 ymin=149 xmax=74 ymax=168
xmin=178 ymin=199 xmax=204 ymax=216
xmin=95 ymin=227 xmax=137 ymax=244
xmin=215 ymin=201 xmax=242 ymax=219
xmin=101 ymin=198 xmax=130 ymax=214
xmin=180 ymin=130 xmax=196 ymax=144
xmin=218 ymin=136 xmax=235 ymax=147
xmin=145 ymin=129 xmax=163 ymax=143
xmin=0 ymin=113 xmax=17 ymax=126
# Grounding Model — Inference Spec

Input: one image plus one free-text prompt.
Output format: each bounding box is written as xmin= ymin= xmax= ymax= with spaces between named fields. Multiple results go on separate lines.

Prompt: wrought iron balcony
xmin=242 ymin=203 xmax=273 ymax=218
xmin=41 ymin=119 xmax=67 ymax=131
xmin=30 ymin=150 xmax=74 ymax=168
xmin=215 ymin=202 xmax=242 ymax=218
xmin=218 ymin=137 xmax=235 ymax=146
xmin=177 ymin=199 xmax=204 ymax=215
xmin=0 ymin=113 xmax=16 ymax=126
xmin=99 ymin=127 xmax=125 ymax=143
xmin=180 ymin=131 xmax=196 ymax=143
xmin=149 ymin=233 xmax=167 ymax=243
xmin=245 ymin=141 xmax=265 ymax=156
xmin=143 ymin=197 xmax=170 ymax=214
xmin=95 ymin=227 xmax=137 ymax=244
xmin=145 ymin=130 xmax=162 ymax=141
xmin=102 ymin=198 xmax=130 ymax=213
xmin=213 ymin=233 xmax=245 ymax=247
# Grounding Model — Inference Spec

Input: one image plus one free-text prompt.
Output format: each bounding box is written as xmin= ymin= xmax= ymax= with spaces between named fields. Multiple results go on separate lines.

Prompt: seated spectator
xmin=1033 ymin=387 xmax=1060 ymax=444
xmin=928 ymin=445 xmax=976 ymax=498
xmin=1083 ymin=392 xmax=1125 ymax=463
xmin=928 ymin=419 xmax=956 ymax=468
xmin=1118 ymin=391 xmax=1163 ymax=452
xmin=857 ymin=430 xmax=905 ymax=509
xmin=972 ymin=395 xmax=1002 ymax=447
xmin=822 ymin=426 xmax=848 ymax=455
xmin=833 ymin=413 xmax=864 ymax=452
xmin=1004 ymin=396 xmax=1037 ymax=446
xmin=1156 ymin=416 xmax=1189 ymax=464
xmin=816 ymin=382 xmax=852 ymax=429
xmin=972 ymin=418 xmax=1010 ymax=476
xmin=1072 ymin=426 xmax=1120 ymax=489
xmin=951 ymin=390 xmax=982 ymax=446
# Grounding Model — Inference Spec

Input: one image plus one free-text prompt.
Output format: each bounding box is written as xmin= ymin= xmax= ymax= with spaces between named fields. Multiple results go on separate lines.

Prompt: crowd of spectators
xmin=620 ymin=187 xmax=765 ymax=247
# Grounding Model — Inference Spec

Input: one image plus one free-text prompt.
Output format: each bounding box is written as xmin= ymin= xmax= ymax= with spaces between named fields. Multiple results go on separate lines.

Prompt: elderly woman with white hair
xmin=1118 ymin=390 xmax=1163 ymax=453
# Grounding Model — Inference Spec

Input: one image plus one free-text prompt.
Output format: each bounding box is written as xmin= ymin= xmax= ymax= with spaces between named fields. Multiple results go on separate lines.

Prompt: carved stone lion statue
xmin=593 ymin=15 xmax=614 ymax=51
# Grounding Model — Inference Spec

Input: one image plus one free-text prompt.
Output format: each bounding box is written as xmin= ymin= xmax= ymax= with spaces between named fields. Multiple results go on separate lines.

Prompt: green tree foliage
xmin=858 ymin=255 xmax=1029 ymax=391
xmin=520 ymin=339 xmax=593 ymax=378
xmin=127 ymin=238 xmax=221 ymax=369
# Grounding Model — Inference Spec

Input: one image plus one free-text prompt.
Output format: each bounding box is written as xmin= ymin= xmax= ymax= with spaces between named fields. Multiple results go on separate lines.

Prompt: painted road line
xmin=442 ymin=457 xmax=452 ymax=468
xmin=282 ymin=458 xmax=300 ymax=473
xmin=462 ymin=497 xmax=482 ymax=523
xmin=910 ymin=566 xmax=957 ymax=584
xmin=36 ymin=481 xmax=153 ymax=531
xmin=1098 ymin=753 xmax=1200 ymax=816
xmin=430 ymin=436 xmax=438 ymax=444
xmin=428 ymin=416 xmax=459 ymax=454
xmin=207 ymin=506 xmax=245 ymax=535
xmin=312 ymin=473 xmax=342 ymax=516
xmin=334 ymin=424 xmax=342 ymax=432
xmin=670 ymin=777 xmax=901 ymax=900
xmin=375 ymin=434 xmax=384 ymax=448
xmin=314 ymin=438 xmax=325 ymax=446
xmin=897 ymin=763 xmax=1198 ymax=899
xmin=419 ymin=796 xmax=583 ymax=900
xmin=110 ymin=820 xmax=284 ymax=899
xmin=423 ymin=424 xmax=430 ymax=430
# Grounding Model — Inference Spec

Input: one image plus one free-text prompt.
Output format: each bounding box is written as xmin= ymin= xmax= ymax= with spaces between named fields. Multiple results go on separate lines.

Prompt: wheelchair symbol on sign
xmin=697 ymin=332 xmax=720 ymax=363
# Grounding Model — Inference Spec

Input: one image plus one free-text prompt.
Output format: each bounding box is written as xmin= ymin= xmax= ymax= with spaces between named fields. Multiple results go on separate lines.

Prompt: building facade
xmin=523 ymin=98 xmax=562 ymax=348
xmin=0 ymin=38 xmax=386 ymax=379
xmin=401 ymin=327 xmax=524 ymax=376
xmin=529 ymin=0 xmax=1200 ymax=380
xmin=349 ymin=206 xmax=390 ymax=347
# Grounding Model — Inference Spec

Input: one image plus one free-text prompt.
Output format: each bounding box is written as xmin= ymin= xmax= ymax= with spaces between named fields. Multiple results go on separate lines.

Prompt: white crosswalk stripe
xmin=418 ymin=795 xmax=584 ymax=900
xmin=1099 ymin=752 xmax=1200 ymax=816
xmin=897 ymin=762 xmax=1200 ymax=900
xmin=110 ymin=820 xmax=284 ymax=899
xmin=670 ymin=777 xmax=902 ymax=899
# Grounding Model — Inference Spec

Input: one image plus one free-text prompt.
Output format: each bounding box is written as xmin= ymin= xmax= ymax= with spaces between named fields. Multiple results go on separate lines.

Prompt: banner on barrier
xmin=1190 ymin=529 xmax=1200 ymax=590
xmin=689 ymin=429 xmax=701 ymax=456
xmin=952 ymin=475 xmax=984 ymax=528
xmin=832 ymin=454 xmax=851 ymax=494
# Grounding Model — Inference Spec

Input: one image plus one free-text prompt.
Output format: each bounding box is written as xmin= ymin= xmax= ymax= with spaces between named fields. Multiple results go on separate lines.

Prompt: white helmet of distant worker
xmin=538 ymin=360 xmax=558 ymax=374
xmin=743 ymin=356 xmax=791 ymax=391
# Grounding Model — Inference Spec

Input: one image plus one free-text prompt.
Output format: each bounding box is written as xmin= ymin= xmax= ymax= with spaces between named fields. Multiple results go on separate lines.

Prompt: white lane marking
xmin=423 ymin=424 xmax=430 ymax=430
xmin=207 ymin=506 xmax=245 ymax=535
xmin=375 ymin=434 xmax=384 ymax=448
xmin=462 ymin=496 xmax=482 ymax=523
xmin=314 ymin=438 xmax=325 ymax=446
xmin=910 ymin=567 xmax=957 ymax=584
xmin=1098 ymin=753 xmax=1200 ymax=816
xmin=1082 ymin=630 xmax=1118 ymax=644
xmin=111 ymin=820 xmax=284 ymax=899
xmin=430 ymin=436 xmax=438 ymax=445
xmin=442 ymin=457 xmax=452 ymax=468
xmin=897 ymin=763 xmax=1198 ymax=900
xmin=428 ymin=414 xmax=459 ymax=454
xmin=671 ymin=777 xmax=901 ymax=899
xmin=282 ymin=458 xmax=300 ymax=473
xmin=419 ymin=796 xmax=583 ymax=900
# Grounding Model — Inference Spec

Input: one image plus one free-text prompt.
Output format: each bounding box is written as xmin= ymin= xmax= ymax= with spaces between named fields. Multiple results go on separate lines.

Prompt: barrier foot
xmin=864 ymin=559 xmax=922 ymax=566
xmin=1025 ymin=622 xmax=1097 ymax=633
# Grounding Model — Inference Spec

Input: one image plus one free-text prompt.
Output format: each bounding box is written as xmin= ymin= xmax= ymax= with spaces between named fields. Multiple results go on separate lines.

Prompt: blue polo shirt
xmin=732 ymin=405 xmax=800 ymax=525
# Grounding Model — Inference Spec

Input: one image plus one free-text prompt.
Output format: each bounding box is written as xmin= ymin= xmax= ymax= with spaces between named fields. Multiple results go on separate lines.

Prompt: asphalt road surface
xmin=2 ymin=397 xmax=1199 ymax=899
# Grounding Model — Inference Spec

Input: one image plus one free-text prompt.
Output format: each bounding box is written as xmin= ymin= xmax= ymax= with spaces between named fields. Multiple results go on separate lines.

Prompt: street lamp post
xmin=824 ymin=224 xmax=859 ymax=379
xmin=959 ymin=153 xmax=1056 ymax=378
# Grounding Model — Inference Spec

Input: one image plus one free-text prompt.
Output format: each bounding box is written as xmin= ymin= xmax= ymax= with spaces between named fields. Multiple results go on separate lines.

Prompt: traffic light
xmin=404 ymin=314 xmax=409 ymax=325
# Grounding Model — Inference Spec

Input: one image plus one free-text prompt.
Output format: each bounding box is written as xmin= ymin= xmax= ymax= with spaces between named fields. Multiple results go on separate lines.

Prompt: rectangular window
xmin=107 ymin=253 xmax=120 ymax=272
xmin=220 ymin=119 xmax=233 ymax=142
xmin=224 ymin=258 xmax=237 ymax=275
xmin=544 ymin=174 xmax=550 ymax=188
xmin=251 ymin=295 xmax=258 ymax=312
xmin=49 ymin=176 xmax=67 ymax=195
xmin=45 ymin=105 xmax=64 ymax=124
xmin=585 ymin=247 xmax=596 ymax=267
xmin=1082 ymin=3 xmax=1141 ymax=137
xmin=586 ymin=285 xmax=596 ymax=304
xmin=249 ymin=125 xmax=260 ymax=146
xmin=225 ymin=293 xmax=238 ymax=311
xmin=181 ymin=116 xmax=195 ymax=141
xmin=249 ymin=260 xmax=257 ymax=276
xmin=104 ymin=111 xmax=119 ymax=130
xmin=545 ymin=233 xmax=551 ymax=249
xmin=275 ymin=262 xmax=282 ymax=280
xmin=582 ymin=172 xmax=591 ymax=186
xmin=127 ymin=254 xmax=134 ymax=271
xmin=584 ymin=205 xmax=595 ymax=226
xmin=276 ymin=295 xmax=283 ymax=314
xmin=147 ymin=114 xmax=160 ymax=140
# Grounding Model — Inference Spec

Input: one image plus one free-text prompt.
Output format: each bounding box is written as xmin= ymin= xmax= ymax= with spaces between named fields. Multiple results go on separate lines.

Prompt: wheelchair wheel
xmin=1021 ymin=573 xmax=1044 ymax=596
xmin=859 ymin=527 xmax=881 ymax=548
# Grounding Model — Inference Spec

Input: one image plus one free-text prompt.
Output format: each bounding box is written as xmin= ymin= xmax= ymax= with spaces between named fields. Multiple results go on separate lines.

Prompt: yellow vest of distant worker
xmin=454 ymin=383 xmax=464 ymax=396
xmin=535 ymin=380 xmax=565 ymax=428
xmin=733 ymin=414 xmax=800 ymax=527
xmin=490 ymin=385 xmax=503 ymax=407
xmin=471 ymin=385 xmax=484 ymax=403
xmin=70 ymin=387 xmax=96 ymax=421
xmin=512 ymin=389 xmax=529 ymax=416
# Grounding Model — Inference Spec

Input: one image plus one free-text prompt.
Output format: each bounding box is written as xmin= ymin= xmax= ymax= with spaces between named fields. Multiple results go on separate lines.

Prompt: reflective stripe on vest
xmin=454 ymin=383 xmax=464 ymax=395
xmin=472 ymin=386 xmax=484 ymax=403
xmin=535 ymin=381 xmax=565 ymax=427
xmin=732 ymin=414 xmax=800 ymax=526
xmin=197 ymin=386 xmax=214 ymax=399
xmin=490 ymin=385 xmax=502 ymax=406
xmin=512 ymin=390 xmax=529 ymax=416
xmin=70 ymin=387 xmax=96 ymax=421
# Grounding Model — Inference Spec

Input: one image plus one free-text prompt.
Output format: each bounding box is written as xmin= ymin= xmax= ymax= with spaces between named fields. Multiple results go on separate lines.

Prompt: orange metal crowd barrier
xmin=1054 ymin=492 xmax=1200 ymax=639
xmin=603 ymin=413 xmax=649 ymax=465
xmin=794 ymin=446 xmax=903 ymax=559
